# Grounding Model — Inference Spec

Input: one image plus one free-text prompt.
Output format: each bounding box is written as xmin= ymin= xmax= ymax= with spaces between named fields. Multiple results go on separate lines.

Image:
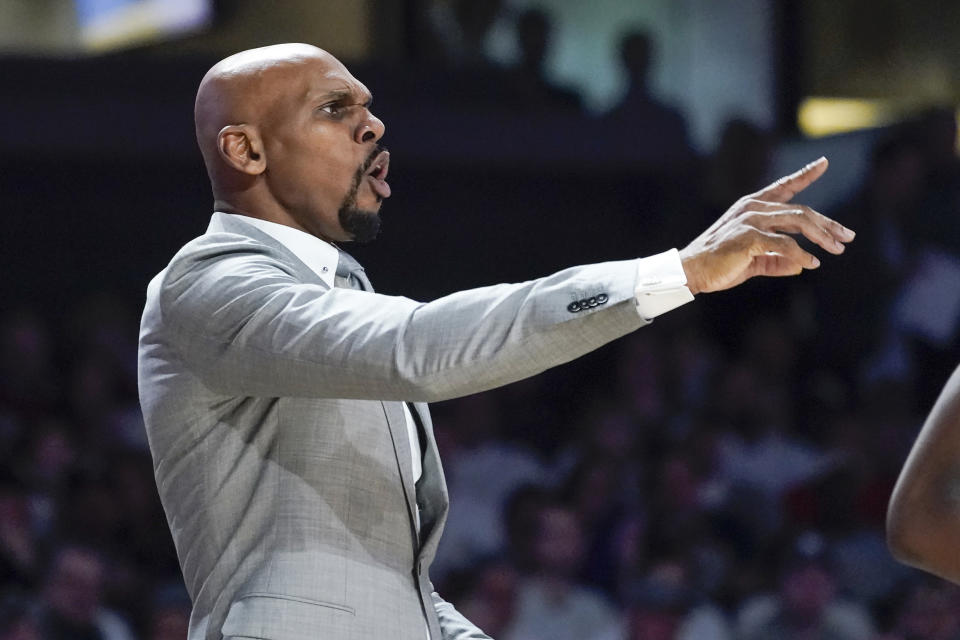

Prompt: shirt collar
xmin=219 ymin=213 xmax=339 ymax=288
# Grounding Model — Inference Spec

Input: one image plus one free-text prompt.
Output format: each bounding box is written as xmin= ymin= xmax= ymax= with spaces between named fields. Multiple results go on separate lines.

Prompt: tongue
xmin=367 ymin=175 xmax=392 ymax=199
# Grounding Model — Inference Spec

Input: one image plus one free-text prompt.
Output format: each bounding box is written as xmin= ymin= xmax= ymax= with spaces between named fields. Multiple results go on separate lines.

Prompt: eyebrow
xmin=315 ymin=89 xmax=373 ymax=108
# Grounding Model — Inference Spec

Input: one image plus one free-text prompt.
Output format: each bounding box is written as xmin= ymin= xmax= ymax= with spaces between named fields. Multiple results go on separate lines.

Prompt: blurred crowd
xmin=3 ymin=2 xmax=960 ymax=639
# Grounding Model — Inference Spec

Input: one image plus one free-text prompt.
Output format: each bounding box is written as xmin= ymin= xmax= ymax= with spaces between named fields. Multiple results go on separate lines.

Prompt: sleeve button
xmin=567 ymin=301 xmax=582 ymax=313
xmin=597 ymin=293 xmax=609 ymax=304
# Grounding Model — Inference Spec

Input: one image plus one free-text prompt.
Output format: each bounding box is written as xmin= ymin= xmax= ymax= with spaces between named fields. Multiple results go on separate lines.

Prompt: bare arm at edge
xmin=888 ymin=364 xmax=960 ymax=583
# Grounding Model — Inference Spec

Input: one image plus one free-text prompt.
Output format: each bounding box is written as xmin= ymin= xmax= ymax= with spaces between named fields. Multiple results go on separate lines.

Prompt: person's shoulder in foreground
xmin=888 ymin=363 xmax=960 ymax=584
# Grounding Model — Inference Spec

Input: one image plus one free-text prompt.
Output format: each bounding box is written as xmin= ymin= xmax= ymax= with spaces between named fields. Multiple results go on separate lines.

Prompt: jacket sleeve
xmin=157 ymin=232 xmax=649 ymax=403
xmin=432 ymin=590 xmax=493 ymax=640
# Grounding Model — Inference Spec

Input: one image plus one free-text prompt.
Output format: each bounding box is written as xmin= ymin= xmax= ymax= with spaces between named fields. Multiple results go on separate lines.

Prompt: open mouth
xmin=364 ymin=150 xmax=391 ymax=199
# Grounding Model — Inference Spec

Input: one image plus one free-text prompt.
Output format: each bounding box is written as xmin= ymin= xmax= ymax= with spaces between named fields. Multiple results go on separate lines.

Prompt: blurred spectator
xmin=713 ymin=331 xmax=838 ymax=502
xmin=616 ymin=558 xmax=731 ymax=640
xmin=786 ymin=408 xmax=914 ymax=607
xmin=36 ymin=544 xmax=134 ymax=640
xmin=424 ymin=0 xmax=505 ymax=68
xmin=503 ymin=485 xmax=555 ymax=576
xmin=110 ymin=452 xmax=178 ymax=577
xmin=23 ymin=419 xmax=78 ymax=495
xmin=911 ymin=106 xmax=960 ymax=207
xmin=147 ymin=585 xmax=191 ymax=640
xmin=897 ymin=108 xmax=960 ymax=406
xmin=0 ymin=591 xmax=42 ymax=640
xmin=504 ymin=8 xmax=583 ymax=114
xmin=815 ymin=133 xmax=926 ymax=386
xmin=504 ymin=502 xmax=621 ymax=640
xmin=613 ymin=331 xmax=668 ymax=426
xmin=691 ymin=119 xmax=782 ymax=349
xmin=67 ymin=295 xmax=139 ymax=387
xmin=0 ymin=473 xmax=38 ymax=591
xmin=0 ymin=310 xmax=59 ymax=414
xmin=706 ymin=343 xmax=840 ymax=563
xmin=457 ymin=558 xmax=521 ymax=638
xmin=735 ymin=532 xmax=874 ymax=640
xmin=603 ymin=30 xmax=693 ymax=168
xmin=561 ymin=451 xmax=639 ymax=595
xmin=433 ymin=392 xmax=547 ymax=581
xmin=65 ymin=295 xmax=146 ymax=451
xmin=621 ymin=598 xmax=683 ymax=640
xmin=787 ymin=466 xmax=910 ymax=607
xmin=704 ymin=120 xmax=776 ymax=216
xmin=882 ymin=581 xmax=960 ymax=640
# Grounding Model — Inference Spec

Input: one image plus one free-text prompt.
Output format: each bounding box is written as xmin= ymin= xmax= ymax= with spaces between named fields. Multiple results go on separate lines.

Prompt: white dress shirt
xmin=632 ymin=248 xmax=696 ymax=319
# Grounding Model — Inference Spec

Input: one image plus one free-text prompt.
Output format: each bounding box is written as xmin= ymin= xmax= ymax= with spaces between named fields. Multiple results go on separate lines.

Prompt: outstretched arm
xmin=888 ymin=364 xmax=960 ymax=583
xmin=156 ymin=158 xmax=851 ymax=403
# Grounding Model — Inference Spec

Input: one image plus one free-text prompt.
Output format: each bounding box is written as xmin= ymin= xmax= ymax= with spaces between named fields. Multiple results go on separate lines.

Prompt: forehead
xmin=300 ymin=55 xmax=371 ymax=103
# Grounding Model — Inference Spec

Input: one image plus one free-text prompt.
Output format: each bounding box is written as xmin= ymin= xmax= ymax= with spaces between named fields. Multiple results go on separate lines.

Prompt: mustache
xmin=344 ymin=144 xmax=389 ymax=206
xmin=358 ymin=144 xmax=388 ymax=176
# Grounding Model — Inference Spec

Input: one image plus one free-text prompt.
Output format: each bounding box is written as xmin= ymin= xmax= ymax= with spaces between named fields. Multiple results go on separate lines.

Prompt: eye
xmin=320 ymin=103 xmax=345 ymax=117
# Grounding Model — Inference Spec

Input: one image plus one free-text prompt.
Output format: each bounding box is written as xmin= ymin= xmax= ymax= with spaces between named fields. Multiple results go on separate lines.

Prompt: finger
xmin=749 ymin=209 xmax=846 ymax=255
xmin=748 ymin=200 xmax=856 ymax=243
xmin=748 ymin=253 xmax=806 ymax=278
xmin=753 ymin=157 xmax=828 ymax=204
xmin=751 ymin=230 xmax=821 ymax=270
xmin=813 ymin=210 xmax=856 ymax=242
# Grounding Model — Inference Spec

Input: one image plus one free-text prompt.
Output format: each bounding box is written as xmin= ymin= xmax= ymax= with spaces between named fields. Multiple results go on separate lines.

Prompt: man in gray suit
xmin=138 ymin=43 xmax=854 ymax=640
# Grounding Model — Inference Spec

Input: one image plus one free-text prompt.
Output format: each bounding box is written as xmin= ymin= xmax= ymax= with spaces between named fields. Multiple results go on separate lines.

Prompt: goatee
xmin=339 ymin=144 xmax=387 ymax=244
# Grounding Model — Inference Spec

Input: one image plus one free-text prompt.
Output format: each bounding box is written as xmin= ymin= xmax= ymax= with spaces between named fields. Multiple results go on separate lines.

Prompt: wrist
xmin=680 ymin=255 xmax=702 ymax=295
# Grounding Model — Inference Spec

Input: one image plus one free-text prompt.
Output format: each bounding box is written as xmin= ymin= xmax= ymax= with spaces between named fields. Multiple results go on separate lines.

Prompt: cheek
xmin=311 ymin=151 xmax=363 ymax=201
xmin=271 ymin=150 xmax=352 ymax=209
xmin=270 ymin=125 xmax=356 ymax=193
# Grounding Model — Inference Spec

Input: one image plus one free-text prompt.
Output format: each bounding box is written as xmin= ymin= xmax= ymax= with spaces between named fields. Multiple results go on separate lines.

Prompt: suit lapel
xmin=381 ymin=401 xmax=421 ymax=547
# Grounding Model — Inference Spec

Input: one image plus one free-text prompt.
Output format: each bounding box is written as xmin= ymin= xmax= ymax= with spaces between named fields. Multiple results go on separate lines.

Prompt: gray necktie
xmin=334 ymin=250 xmax=374 ymax=292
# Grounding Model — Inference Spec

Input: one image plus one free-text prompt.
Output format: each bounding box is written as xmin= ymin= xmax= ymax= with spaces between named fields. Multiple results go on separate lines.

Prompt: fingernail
xmin=842 ymin=227 xmax=855 ymax=240
xmin=811 ymin=257 xmax=821 ymax=268
xmin=834 ymin=240 xmax=844 ymax=252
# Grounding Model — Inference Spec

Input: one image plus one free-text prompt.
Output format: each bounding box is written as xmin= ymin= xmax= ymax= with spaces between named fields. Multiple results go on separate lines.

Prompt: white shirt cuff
xmin=634 ymin=248 xmax=695 ymax=320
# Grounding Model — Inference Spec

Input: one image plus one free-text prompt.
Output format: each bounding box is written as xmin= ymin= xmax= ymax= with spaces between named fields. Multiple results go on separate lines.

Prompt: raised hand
xmin=679 ymin=157 xmax=855 ymax=294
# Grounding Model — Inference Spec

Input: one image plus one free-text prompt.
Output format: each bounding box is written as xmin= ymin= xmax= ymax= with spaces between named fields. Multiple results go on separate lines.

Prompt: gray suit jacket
xmin=138 ymin=212 xmax=649 ymax=640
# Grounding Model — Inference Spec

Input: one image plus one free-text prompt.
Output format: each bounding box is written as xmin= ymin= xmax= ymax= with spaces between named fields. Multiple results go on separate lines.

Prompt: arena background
xmin=1 ymin=1 xmax=959 ymax=638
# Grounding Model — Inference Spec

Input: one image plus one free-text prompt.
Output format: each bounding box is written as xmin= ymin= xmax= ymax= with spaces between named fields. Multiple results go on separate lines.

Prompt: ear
xmin=217 ymin=124 xmax=266 ymax=175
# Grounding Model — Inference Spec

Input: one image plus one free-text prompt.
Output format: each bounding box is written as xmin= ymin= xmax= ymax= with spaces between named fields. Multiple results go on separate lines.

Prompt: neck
xmin=213 ymin=194 xmax=338 ymax=243
xmin=215 ymin=195 xmax=296 ymax=227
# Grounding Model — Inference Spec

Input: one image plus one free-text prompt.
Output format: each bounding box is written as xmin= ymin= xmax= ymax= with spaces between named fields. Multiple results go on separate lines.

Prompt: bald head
xmin=194 ymin=43 xmax=389 ymax=243
xmin=195 ymin=44 xmax=335 ymax=178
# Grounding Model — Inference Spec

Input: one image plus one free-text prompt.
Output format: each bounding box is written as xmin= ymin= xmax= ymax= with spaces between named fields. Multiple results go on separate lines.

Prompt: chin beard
xmin=338 ymin=145 xmax=386 ymax=244
xmin=338 ymin=203 xmax=381 ymax=244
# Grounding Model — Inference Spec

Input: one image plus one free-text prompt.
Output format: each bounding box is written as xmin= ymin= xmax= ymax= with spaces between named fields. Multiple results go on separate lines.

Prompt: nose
xmin=355 ymin=111 xmax=385 ymax=144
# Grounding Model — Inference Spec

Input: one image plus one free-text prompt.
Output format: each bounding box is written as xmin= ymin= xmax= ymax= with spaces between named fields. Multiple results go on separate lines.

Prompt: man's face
xmin=261 ymin=55 xmax=390 ymax=243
